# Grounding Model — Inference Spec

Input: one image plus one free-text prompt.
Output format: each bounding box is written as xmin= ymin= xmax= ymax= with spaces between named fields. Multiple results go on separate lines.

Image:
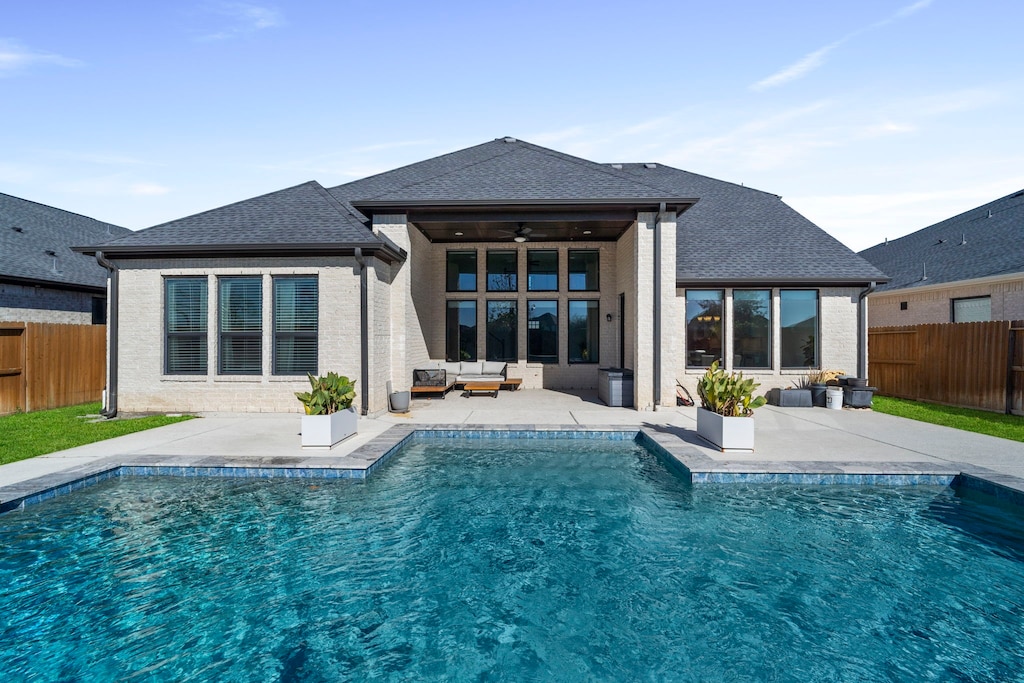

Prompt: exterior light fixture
xmin=583 ymin=230 xmax=592 ymax=235
xmin=514 ymin=236 xmax=527 ymax=243
xmin=606 ymin=313 xmax=613 ymax=322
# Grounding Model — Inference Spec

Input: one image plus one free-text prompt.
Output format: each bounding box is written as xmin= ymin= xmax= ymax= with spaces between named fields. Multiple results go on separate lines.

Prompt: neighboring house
xmin=1 ymin=192 xmax=130 ymax=324
xmin=81 ymin=138 xmax=885 ymax=415
xmin=860 ymin=189 xmax=1024 ymax=327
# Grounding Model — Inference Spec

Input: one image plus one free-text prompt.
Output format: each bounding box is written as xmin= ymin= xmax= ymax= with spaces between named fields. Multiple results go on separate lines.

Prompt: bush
xmin=696 ymin=360 xmax=766 ymax=417
xmin=295 ymin=372 xmax=356 ymax=415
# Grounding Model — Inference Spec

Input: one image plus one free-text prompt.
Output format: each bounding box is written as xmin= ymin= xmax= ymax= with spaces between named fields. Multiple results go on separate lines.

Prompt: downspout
xmin=653 ymin=202 xmax=666 ymax=410
xmin=95 ymin=251 xmax=118 ymax=418
xmin=354 ymin=248 xmax=370 ymax=416
xmin=857 ymin=281 xmax=877 ymax=379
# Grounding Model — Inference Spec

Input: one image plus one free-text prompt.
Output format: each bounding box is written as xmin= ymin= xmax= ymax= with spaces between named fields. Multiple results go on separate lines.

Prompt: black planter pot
xmin=810 ymin=384 xmax=828 ymax=407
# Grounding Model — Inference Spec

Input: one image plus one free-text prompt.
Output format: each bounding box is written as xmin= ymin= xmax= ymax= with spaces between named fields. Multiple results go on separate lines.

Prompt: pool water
xmin=2 ymin=437 xmax=1024 ymax=681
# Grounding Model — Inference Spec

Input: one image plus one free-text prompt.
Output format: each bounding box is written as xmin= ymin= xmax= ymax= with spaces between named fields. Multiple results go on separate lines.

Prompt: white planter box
xmin=301 ymin=408 xmax=358 ymax=449
xmin=696 ymin=407 xmax=755 ymax=452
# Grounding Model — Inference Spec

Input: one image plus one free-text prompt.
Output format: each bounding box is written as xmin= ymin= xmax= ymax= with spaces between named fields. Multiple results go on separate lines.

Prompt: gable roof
xmin=84 ymin=181 xmax=404 ymax=261
xmin=859 ymin=189 xmax=1024 ymax=292
xmin=0 ymin=192 xmax=130 ymax=291
xmin=613 ymin=164 xmax=888 ymax=285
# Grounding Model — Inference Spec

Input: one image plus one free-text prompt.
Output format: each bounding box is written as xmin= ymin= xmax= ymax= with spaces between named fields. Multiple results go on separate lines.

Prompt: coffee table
xmin=463 ymin=381 xmax=500 ymax=398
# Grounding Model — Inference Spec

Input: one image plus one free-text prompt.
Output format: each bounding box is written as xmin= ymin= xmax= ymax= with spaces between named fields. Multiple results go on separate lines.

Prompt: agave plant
xmin=696 ymin=360 xmax=766 ymax=417
xmin=295 ymin=372 xmax=356 ymax=415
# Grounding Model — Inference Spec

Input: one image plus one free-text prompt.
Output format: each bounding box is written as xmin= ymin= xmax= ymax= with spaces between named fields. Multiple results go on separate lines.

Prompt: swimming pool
xmin=2 ymin=435 xmax=1023 ymax=681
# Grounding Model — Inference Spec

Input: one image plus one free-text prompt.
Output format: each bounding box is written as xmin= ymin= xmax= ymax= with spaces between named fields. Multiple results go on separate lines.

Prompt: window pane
xmin=568 ymin=300 xmax=599 ymax=363
xmin=527 ymin=300 xmax=558 ymax=363
xmin=446 ymin=300 xmax=477 ymax=361
xmin=274 ymin=277 xmax=318 ymax=375
xmin=733 ymin=290 xmax=771 ymax=369
xmin=527 ymin=250 xmax=558 ymax=291
xmin=686 ymin=290 xmax=723 ymax=367
xmin=780 ymin=290 xmax=818 ymax=368
xmin=568 ymin=250 xmax=599 ymax=291
xmin=487 ymin=251 xmax=518 ymax=292
xmin=446 ymin=251 xmax=477 ymax=292
xmin=165 ymin=277 xmax=207 ymax=375
xmin=486 ymin=300 xmax=517 ymax=362
xmin=219 ymin=277 xmax=262 ymax=374
xmin=952 ymin=297 xmax=991 ymax=323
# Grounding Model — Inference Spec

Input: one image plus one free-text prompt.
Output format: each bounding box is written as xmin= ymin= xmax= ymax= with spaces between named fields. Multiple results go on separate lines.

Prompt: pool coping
xmin=3 ymin=424 xmax=1024 ymax=514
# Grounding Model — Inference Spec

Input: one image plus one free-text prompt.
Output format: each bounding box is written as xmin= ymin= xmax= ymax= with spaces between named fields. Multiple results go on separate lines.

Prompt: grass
xmin=872 ymin=395 xmax=1024 ymax=443
xmin=0 ymin=402 xmax=194 ymax=466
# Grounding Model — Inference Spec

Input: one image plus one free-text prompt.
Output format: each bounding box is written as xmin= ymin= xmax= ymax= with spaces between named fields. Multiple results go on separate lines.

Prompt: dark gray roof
xmin=0 ymin=192 xmax=130 ymax=291
xmin=89 ymin=181 xmax=386 ymax=257
xmin=613 ymin=164 xmax=888 ymax=285
xmin=330 ymin=137 xmax=690 ymax=211
xmin=859 ymin=189 xmax=1024 ymax=292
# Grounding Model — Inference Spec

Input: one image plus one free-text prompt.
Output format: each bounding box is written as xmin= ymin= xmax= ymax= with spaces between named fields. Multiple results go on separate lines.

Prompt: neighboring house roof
xmin=859 ymin=189 xmax=1024 ymax=292
xmin=84 ymin=181 xmax=405 ymax=262
xmin=613 ymin=163 xmax=888 ymax=286
xmin=0 ymin=192 xmax=130 ymax=292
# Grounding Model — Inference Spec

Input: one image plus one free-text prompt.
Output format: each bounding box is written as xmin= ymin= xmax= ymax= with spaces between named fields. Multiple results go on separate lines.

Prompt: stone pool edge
xmin=2 ymin=424 xmax=1023 ymax=514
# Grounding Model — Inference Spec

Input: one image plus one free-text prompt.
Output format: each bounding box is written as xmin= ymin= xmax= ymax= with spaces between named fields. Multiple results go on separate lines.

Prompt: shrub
xmin=696 ymin=360 xmax=766 ymax=417
xmin=295 ymin=372 xmax=356 ymax=415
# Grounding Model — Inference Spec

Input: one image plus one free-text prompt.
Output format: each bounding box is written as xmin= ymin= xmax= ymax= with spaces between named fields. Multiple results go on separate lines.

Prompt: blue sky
xmin=3 ymin=0 xmax=1022 ymax=251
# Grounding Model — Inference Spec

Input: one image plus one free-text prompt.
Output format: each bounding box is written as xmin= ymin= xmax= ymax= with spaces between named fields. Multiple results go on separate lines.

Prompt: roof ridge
xmin=309 ymin=181 xmax=375 ymax=229
xmin=0 ymin=191 xmax=129 ymax=233
xmin=614 ymin=162 xmax=782 ymax=200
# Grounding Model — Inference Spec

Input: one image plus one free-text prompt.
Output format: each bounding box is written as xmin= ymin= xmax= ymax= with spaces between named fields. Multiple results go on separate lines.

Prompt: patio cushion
xmin=482 ymin=361 xmax=506 ymax=376
xmin=460 ymin=361 xmax=484 ymax=375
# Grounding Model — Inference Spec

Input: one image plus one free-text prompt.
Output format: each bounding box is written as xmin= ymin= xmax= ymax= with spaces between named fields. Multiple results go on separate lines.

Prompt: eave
xmin=72 ymin=241 xmax=408 ymax=264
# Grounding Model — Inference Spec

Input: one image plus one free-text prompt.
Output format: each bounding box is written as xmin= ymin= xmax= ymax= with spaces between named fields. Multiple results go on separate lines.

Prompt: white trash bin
xmin=825 ymin=386 xmax=844 ymax=410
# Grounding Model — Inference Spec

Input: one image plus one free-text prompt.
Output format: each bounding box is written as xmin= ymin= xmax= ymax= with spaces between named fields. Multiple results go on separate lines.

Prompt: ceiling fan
xmin=498 ymin=222 xmax=547 ymax=243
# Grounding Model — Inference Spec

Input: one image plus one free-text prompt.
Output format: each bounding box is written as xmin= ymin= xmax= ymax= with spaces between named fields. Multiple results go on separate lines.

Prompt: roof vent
xmin=884 ymin=237 xmax=888 ymax=246
xmin=44 ymin=249 xmax=57 ymax=256
xmin=959 ymin=233 xmax=967 ymax=246
xmin=644 ymin=163 xmax=657 ymax=169
xmin=502 ymin=136 xmax=517 ymax=143
xmin=11 ymin=226 xmax=23 ymax=233
xmin=987 ymin=209 xmax=993 ymax=218
xmin=610 ymin=163 xmax=623 ymax=170
xmin=920 ymin=262 xmax=928 ymax=281
xmin=936 ymin=238 xmax=947 ymax=245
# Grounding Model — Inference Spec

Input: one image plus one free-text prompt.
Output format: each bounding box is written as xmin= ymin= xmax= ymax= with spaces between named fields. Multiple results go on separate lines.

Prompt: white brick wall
xmin=869 ymin=277 xmax=1024 ymax=326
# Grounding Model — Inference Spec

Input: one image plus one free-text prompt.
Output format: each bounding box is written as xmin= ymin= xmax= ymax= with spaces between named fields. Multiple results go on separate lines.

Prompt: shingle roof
xmin=859 ymin=189 xmax=1024 ymax=292
xmin=0 ymin=192 xmax=130 ymax=290
xmin=91 ymin=181 xmax=380 ymax=254
xmin=613 ymin=164 xmax=887 ymax=285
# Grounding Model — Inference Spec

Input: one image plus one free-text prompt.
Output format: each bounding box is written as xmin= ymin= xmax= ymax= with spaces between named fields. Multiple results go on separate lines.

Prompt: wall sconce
xmin=606 ymin=313 xmax=613 ymax=322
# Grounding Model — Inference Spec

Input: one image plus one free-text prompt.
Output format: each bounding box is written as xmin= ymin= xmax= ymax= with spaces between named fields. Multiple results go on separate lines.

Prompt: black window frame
xmin=486 ymin=299 xmax=518 ymax=362
xmin=91 ymin=296 xmax=106 ymax=325
xmin=272 ymin=275 xmax=318 ymax=376
xmin=218 ymin=276 xmax=263 ymax=375
xmin=486 ymin=250 xmax=518 ymax=292
xmin=446 ymin=250 xmax=478 ymax=292
xmin=951 ymin=295 xmax=992 ymax=323
xmin=568 ymin=250 xmax=600 ymax=292
xmin=568 ymin=299 xmax=600 ymax=364
xmin=164 ymin=276 xmax=208 ymax=375
xmin=685 ymin=289 xmax=724 ymax=368
xmin=527 ymin=299 xmax=558 ymax=363
xmin=780 ymin=289 xmax=819 ymax=369
xmin=446 ymin=299 xmax=478 ymax=362
xmin=527 ymin=249 xmax=558 ymax=292
xmin=732 ymin=289 xmax=772 ymax=370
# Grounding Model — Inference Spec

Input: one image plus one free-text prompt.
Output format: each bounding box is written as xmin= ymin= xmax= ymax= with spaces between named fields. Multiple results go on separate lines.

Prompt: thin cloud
xmin=751 ymin=0 xmax=936 ymax=91
xmin=196 ymin=3 xmax=283 ymax=41
xmin=0 ymin=39 xmax=81 ymax=76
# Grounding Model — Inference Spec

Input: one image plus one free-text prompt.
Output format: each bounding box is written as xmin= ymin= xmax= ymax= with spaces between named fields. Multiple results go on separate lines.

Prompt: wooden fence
xmin=868 ymin=320 xmax=1024 ymax=415
xmin=0 ymin=322 xmax=106 ymax=415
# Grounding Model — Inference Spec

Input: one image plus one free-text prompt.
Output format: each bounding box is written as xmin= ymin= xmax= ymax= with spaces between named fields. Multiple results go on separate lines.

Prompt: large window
xmin=733 ymin=290 xmax=771 ymax=369
xmin=486 ymin=300 xmax=518 ymax=362
xmin=527 ymin=250 xmax=558 ymax=291
xmin=780 ymin=290 xmax=818 ymax=368
xmin=487 ymin=251 xmax=518 ymax=292
xmin=952 ymin=296 xmax=991 ymax=323
xmin=446 ymin=300 xmax=477 ymax=361
xmin=165 ymin=277 xmax=208 ymax=375
xmin=685 ymin=290 xmax=723 ymax=367
xmin=527 ymin=300 xmax=558 ymax=363
xmin=273 ymin=276 xmax=318 ymax=375
xmin=568 ymin=250 xmax=599 ymax=291
xmin=568 ymin=300 xmax=599 ymax=363
xmin=219 ymin=277 xmax=262 ymax=375
xmin=446 ymin=251 xmax=477 ymax=292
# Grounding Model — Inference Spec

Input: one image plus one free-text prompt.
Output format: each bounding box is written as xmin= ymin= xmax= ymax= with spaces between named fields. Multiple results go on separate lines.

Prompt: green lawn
xmin=872 ymin=395 xmax=1024 ymax=443
xmin=0 ymin=402 xmax=194 ymax=466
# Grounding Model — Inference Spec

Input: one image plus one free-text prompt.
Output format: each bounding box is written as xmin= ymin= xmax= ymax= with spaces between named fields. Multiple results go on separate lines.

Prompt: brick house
xmin=81 ymin=138 xmax=885 ymax=415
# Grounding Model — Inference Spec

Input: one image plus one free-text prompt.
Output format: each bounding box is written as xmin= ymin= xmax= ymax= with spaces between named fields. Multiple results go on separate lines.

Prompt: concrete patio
xmin=3 ymin=388 xmax=1024 ymax=511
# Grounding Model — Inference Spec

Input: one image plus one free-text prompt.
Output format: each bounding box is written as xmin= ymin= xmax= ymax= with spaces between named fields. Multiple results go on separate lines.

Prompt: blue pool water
xmin=2 ymin=437 xmax=1024 ymax=681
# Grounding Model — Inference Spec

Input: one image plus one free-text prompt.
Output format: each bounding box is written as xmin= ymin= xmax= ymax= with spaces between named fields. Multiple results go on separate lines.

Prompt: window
xmin=733 ymin=290 xmax=771 ymax=369
xmin=446 ymin=251 xmax=477 ymax=292
xmin=527 ymin=250 xmax=558 ymax=291
xmin=527 ymin=300 xmax=558 ymax=363
xmin=780 ymin=290 xmax=818 ymax=368
xmin=273 ymin=276 xmax=318 ymax=375
xmin=487 ymin=251 xmax=518 ymax=292
xmin=568 ymin=300 xmax=600 ymax=363
xmin=165 ymin=277 xmax=207 ymax=375
xmin=446 ymin=300 xmax=477 ymax=361
xmin=952 ymin=296 xmax=991 ymax=323
xmin=486 ymin=300 xmax=517 ymax=362
xmin=900 ymin=301 xmax=908 ymax=311
xmin=91 ymin=297 xmax=106 ymax=325
xmin=685 ymin=290 xmax=723 ymax=367
xmin=568 ymin=250 xmax=599 ymax=291
xmin=219 ymin=277 xmax=262 ymax=374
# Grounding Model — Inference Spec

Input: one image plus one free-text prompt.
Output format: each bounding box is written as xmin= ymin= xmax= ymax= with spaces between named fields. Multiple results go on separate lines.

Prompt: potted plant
xmin=295 ymin=372 xmax=357 ymax=448
xmin=695 ymin=360 xmax=766 ymax=451
xmin=806 ymin=369 xmax=844 ymax=407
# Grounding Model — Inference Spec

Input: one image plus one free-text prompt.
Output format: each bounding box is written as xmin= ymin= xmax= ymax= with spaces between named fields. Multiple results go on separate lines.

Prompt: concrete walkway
xmin=3 ymin=389 xmax=1024 ymax=504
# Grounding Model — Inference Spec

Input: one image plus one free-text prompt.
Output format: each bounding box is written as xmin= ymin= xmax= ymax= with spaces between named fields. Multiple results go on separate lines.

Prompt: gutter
xmin=354 ymin=248 xmax=370 ymax=416
xmin=95 ymin=251 xmax=118 ymax=418
xmin=857 ymin=281 xmax=877 ymax=379
xmin=653 ymin=202 xmax=666 ymax=410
